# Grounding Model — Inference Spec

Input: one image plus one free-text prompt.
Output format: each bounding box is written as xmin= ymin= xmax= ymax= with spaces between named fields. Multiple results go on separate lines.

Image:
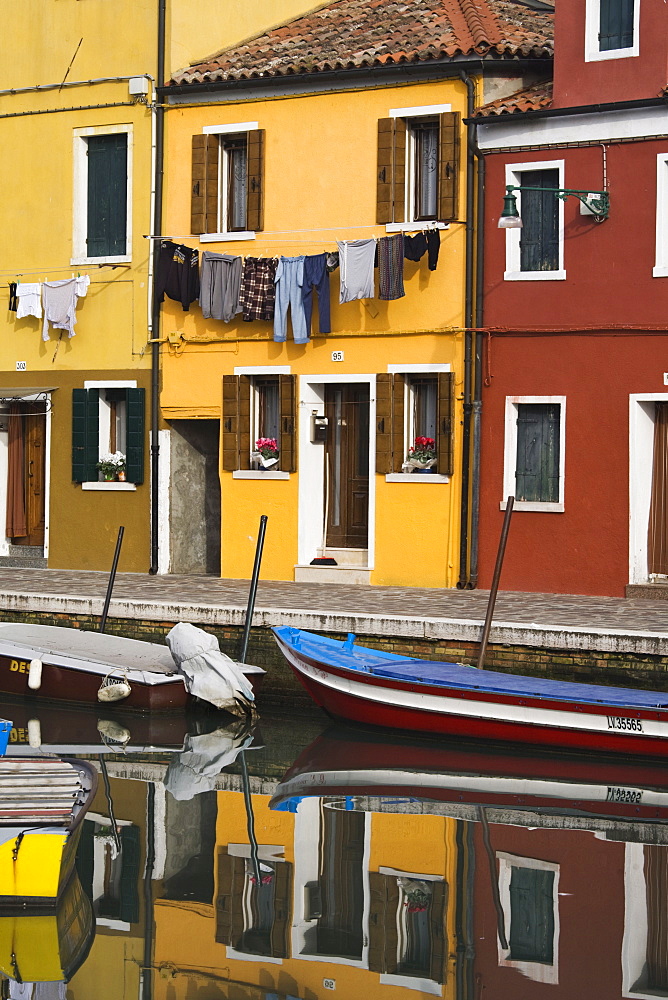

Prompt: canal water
xmin=3 ymin=700 xmax=668 ymax=1000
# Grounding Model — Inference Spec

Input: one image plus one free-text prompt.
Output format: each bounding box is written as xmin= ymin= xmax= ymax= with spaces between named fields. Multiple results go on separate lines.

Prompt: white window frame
xmin=653 ymin=153 xmax=668 ymax=276
xmin=502 ymin=395 xmax=566 ymax=512
xmin=80 ymin=379 xmax=137 ymax=491
xmin=504 ymin=159 xmax=566 ymax=281
xmin=386 ymin=364 xmax=451 ymax=483
xmin=585 ymin=0 xmax=640 ymax=62
xmin=386 ymin=104 xmax=451 ymax=234
xmin=496 ymin=852 xmax=560 ymax=985
xmin=231 ymin=365 xmax=291 ymax=481
xmin=72 ymin=123 xmax=132 ymax=265
xmin=199 ymin=122 xmax=259 ymax=243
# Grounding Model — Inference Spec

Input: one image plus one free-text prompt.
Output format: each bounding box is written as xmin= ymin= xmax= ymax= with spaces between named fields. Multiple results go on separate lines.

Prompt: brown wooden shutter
xmin=367 ymin=871 xmax=388 ymax=973
xmin=437 ymin=371 xmax=454 ymax=476
xmin=269 ymin=861 xmax=292 ymax=959
xmin=215 ymin=850 xmax=246 ymax=945
xmin=246 ymin=129 xmax=265 ymax=232
xmin=191 ymin=134 xmax=219 ymax=235
xmin=222 ymin=375 xmax=239 ymax=471
xmin=376 ymin=118 xmax=406 ymax=225
xmin=375 ymin=373 xmax=392 ymax=474
xmin=429 ymin=880 xmax=448 ymax=984
xmin=392 ymin=373 xmax=406 ymax=473
xmin=239 ymin=375 xmax=251 ymax=470
xmin=279 ymin=373 xmax=296 ymax=472
xmin=438 ymin=112 xmax=460 ymax=222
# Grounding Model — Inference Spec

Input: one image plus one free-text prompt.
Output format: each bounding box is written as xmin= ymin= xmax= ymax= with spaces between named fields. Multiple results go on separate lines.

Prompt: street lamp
xmin=498 ymin=184 xmax=610 ymax=228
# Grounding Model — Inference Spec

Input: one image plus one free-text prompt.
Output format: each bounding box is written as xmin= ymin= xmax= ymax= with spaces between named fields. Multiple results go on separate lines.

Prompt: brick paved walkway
xmin=0 ymin=568 xmax=667 ymax=654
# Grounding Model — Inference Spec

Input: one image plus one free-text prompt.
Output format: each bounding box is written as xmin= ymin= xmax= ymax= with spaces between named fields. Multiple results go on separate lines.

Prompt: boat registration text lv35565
xmin=607 ymin=715 xmax=643 ymax=732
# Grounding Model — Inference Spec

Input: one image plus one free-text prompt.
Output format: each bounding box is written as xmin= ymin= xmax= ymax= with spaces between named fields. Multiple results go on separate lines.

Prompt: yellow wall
xmin=160 ymin=78 xmax=470 ymax=586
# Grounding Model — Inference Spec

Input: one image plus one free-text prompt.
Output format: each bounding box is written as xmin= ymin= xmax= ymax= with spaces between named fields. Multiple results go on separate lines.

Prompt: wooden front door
xmin=324 ymin=384 xmax=369 ymax=549
xmin=14 ymin=404 xmax=46 ymax=547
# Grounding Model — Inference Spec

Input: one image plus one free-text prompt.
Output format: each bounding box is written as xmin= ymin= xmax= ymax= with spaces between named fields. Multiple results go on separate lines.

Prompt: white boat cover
xmin=166 ymin=623 xmax=255 ymax=715
xmin=164 ymin=726 xmax=255 ymax=800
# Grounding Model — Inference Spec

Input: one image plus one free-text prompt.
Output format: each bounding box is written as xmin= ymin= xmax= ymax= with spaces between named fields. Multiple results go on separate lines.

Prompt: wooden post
xmin=477 ymin=497 xmax=514 ymax=669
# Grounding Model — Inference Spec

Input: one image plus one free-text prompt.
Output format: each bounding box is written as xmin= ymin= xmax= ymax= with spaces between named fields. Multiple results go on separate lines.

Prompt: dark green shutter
xmin=508 ymin=866 xmax=555 ymax=963
xmin=87 ymin=133 xmax=127 ymax=257
xmin=72 ymin=388 xmax=99 ymax=483
xmin=516 ymin=403 xmax=560 ymax=502
xmin=519 ymin=169 xmax=559 ymax=272
xmin=125 ymin=388 xmax=145 ymax=484
xmin=600 ymin=0 xmax=634 ymax=49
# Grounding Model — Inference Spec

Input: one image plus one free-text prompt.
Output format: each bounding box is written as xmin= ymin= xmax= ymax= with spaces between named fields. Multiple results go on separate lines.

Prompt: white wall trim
xmin=503 ymin=395 xmax=566 ymax=510
xmin=621 ymin=842 xmax=655 ymax=999
xmin=84 ymin=380 xmax=137 ymax=389
xmin=72 ymin=123 xmax=133 ymax=264
xmin=628 ymin=393 xmax=668 ymax=584
xmin=387 ymin=363 xmax=451 ymax=374
xmin=389 ymin=103 xmax=452 ymax=118
xmin=157 ymin=427 xmax=171 ymax=574
xmin=202 ymin=121 xmax=259 ymax=134
xmin=233 ymin=366 xmax=291 ymax=376
xmin=478 ymin=106 xmax=666 ymax=152
xmin=585 ymin=0 xmax=640 ymax=62
xmin=654 ymin=153 xmax=668 ymax=277
xmin=504 ymin=160 xmax=565 ymax=280
xmin=200 ymin=231 xmax=256 ymax=243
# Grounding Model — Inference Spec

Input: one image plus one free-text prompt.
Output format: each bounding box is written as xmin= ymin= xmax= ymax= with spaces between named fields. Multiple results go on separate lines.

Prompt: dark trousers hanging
xmin=302 ymin=253 xmax=331 ymax=334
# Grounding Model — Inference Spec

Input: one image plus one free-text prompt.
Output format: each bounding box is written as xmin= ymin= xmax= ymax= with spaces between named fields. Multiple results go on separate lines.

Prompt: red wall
xmin=472 ymin=824 xmax=626 ymax=998
xmin=552 ymin=0 xmax=668 ymax=107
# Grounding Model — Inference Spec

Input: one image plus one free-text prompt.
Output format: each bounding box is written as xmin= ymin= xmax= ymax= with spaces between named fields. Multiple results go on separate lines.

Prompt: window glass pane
xmin=600 ymin=0 xmax=634 ymax=49
xmin=224 ymin=137 xmax=247 ymax=232
xmin=86 ymin=134 xmax=127 ymax=257
xmin=413 ymin=121 xmax=438 ymax=221
xmin=257 ymin=379 xmax=279 ymax=441
xmin=516 ymin=403 xmax=560 ymax=502
xmin=519 ymin=169 xmax=559 ymax=272
xmin=412 ymin=377 xmax=437 ymax=440
xmin=509 ymin=866 xmax=555 ymax=963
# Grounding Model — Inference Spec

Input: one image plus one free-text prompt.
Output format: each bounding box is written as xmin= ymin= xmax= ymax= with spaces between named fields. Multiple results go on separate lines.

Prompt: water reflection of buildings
xmin=63 ymin=733 xmax=668 ymax=1000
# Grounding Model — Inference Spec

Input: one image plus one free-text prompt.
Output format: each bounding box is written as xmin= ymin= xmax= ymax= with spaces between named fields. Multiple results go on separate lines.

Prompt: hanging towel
xmin=199 ymin=252 xmax=242 ymax=323
xmin=378 ymin=234 xmax=405 ymax=301
xmin=337 ymin=238 xmax=376 ymax=303
xmin=15 ymin=282 xmax=42 ymax=320
xmin=41 ymin=275 xmax=89 ymax=341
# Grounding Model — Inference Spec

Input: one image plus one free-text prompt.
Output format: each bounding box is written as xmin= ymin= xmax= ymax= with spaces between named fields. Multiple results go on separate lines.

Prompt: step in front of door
xmin=294 ymin=565 xmax=371 ymax=585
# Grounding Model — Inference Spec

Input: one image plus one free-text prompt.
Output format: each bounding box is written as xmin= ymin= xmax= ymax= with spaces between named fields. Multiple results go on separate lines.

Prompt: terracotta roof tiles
xmin=475 ymin=78 xmax=553 ymax=115
xmin=171 ymin=0 xmax=554 ymax=87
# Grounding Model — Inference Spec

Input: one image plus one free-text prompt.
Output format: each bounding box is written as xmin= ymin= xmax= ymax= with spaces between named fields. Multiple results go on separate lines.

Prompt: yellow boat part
xmin=0 ymin=829 xmax=67 ymax=902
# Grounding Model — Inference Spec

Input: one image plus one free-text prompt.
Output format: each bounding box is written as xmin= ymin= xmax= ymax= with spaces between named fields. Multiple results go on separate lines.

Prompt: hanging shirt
xmin=337 ymin=239 xmax=376 ymax=303
xmin=41 ymin=275 xmax=89 ymax=341
xmin=15 ymin=282 xmax=42 ymax=320
xmin=199 ymin=252 xmax=242 ymax=323
xmin=156 ymin=240 xmax=200 ymax=311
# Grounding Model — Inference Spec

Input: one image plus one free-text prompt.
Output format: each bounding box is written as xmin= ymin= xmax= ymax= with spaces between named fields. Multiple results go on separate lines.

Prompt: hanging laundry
xmin=274 ymin=256 xmax=308 ymax=344
xmin=8 ymin=283 xmax=18 ymax=313
xmin=426 ymin=229 xmax=440 ymax=271
xmin=337 ymin=239 xmax=376 ymax=303
xmin=156 ymin=240 xmax=200 ymax=311
xmin=403 ymin=232 xmax=428 ymax=262
xmin=199 ymin=252 xmax=242 ymax=323
xmin=42 ymin=275 xmax=89 ymax=341
xmin=239 ymin=257 xmax=278 ymax=322
xmin=378 ymin=234 xmax=405 ymax=301
xmin=302 ymin=253 xmax=331 ymax=335
xmin=326 ymin=251 xmax=340 ymax=273
xmin=15 ymin=282 xmax=42 ymax=320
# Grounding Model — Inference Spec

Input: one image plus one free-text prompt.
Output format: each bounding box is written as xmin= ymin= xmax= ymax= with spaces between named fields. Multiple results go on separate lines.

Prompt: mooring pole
xmin=238 ymin=515 xmax=268 ymax=665
xmin=477 ymin=497 xmax=514 ymax=669
xmin=100 ymin=526 xmax=125 ymax=634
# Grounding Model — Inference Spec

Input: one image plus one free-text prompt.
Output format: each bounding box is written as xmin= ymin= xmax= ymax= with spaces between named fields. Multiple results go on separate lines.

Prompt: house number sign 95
xmin=331 ymin=351 xmax=344 ymax=362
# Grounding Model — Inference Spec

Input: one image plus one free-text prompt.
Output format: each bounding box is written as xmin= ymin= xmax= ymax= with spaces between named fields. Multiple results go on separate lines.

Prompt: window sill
xmin=385 ymin=222 xmax=449 ymax=233
xmin=504 ymin=269 xmax=566 ymax=282
xmin=500 ymin=499 xmax=564 ymax=512
xmin=232 ymin=470 xmax=290 ymax=480
xmin=386 ymin=473 xmax=450 ymax=483
xmin=585 ymin=46 xmax=638 ymax=62
xmin=653 ymin=264 xmax=668 ymax=278
xmin=200 ymin=232 xmax=256 ymax=243
xmin=70 ymin=254 xmax=131 ymax=266
xmin=81 ymin=481 xmax=137 ymax=491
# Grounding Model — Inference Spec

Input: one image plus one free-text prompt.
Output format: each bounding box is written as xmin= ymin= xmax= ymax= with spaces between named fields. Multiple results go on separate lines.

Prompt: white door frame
xmin=628 ymin=393 xmax=668 ymax=584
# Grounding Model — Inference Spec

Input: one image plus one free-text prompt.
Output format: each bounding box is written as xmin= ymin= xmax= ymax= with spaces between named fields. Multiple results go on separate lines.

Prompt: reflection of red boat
xmin=0 ymin=624 xmax=264 ymax=713
xmin=273 ymin=626 xmax=668 ymax=754
xmin=270 ymin=726 xmax=668 ymax=826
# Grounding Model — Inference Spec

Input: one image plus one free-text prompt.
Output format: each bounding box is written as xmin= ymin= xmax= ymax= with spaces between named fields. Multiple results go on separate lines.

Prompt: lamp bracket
xmin=506 ymin=184 xmax=610 ymax=220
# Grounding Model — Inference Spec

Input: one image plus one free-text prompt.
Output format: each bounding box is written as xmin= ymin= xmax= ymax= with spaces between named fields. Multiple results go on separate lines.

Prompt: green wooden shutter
xmin=429 ymin=880 xmax=448 ymax=984
xmin=72 ymin=388 xmax=99 ymax=483
xmin=519 ymin=169 xmax=559 ymax=272
xmin=437 ymin=372 xmax=454 ymax=476
xmin=125 ymin=388 xmax=145 ymax=484
xmin=191 ymin=133 xmax=219 ymax=235
xmin=246 ymin=129 xmax=265 ymax=232
xmin=375 ymin=373 xmax=393 ymax=474
xmin=279 ymin=374 xmax=296 ymax=473
xmin=438 ymin=112 xmax=460 ymax=222
xmin=516 ymin=403 xmax=560 ymax=502
xmin=508 ymin=866 xmax=555 ymax=962
xmin=600 ymin=0 xmax=634 ymax=49
xmin=87 ymin=134 xmax=127 ymax=257
xmin=119 ymin=825 xmax=141 ymax=925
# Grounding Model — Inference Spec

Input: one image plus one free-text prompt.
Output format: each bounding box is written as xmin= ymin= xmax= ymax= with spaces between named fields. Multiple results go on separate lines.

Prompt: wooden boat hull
xmin=273 ymin=626 xmax=668 ymax=755
xmin=272 ymin=726 xmax=668 ymax=825
xmin=0 ymin=624 xmax=264 ymax=714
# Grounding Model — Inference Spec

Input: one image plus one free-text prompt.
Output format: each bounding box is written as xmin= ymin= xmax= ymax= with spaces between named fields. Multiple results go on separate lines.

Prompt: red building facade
xmin=475 ymin=0 xmax=668 ymax=596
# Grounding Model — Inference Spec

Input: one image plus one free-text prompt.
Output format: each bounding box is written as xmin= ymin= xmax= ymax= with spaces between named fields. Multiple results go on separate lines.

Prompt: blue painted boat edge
xmin=0 ymin=719 xmax=11 ymax=756
xmin=272 ymin=627 xmax=668 ymax=713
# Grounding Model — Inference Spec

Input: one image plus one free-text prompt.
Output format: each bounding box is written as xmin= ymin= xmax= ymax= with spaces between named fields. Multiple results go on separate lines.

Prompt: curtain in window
xmin=648 ymin=403 xmax=668 ymax=575
xmin=6 ymin=403 xmax=26 ymax=539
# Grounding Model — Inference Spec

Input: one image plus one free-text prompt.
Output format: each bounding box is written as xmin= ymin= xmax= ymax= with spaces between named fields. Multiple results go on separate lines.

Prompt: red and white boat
xmin=273 ymin=626 xmax=668 ymax=754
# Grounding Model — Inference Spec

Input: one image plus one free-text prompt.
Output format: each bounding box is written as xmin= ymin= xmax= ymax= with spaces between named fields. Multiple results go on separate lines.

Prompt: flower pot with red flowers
xmin=251 ymin=438 xmax=279 ymax=469
xmin=402 ymin=436 xmax=436 ymax=473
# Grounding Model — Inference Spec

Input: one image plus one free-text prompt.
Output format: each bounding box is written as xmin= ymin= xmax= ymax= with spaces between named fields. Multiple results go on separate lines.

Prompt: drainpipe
xmin=149 ymin=0 xmax=166 ymax=574
xmin=469 ymin=123 xmax=485 ymax=589
xmin=457 ymin=70 xmax=476 ymax=589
